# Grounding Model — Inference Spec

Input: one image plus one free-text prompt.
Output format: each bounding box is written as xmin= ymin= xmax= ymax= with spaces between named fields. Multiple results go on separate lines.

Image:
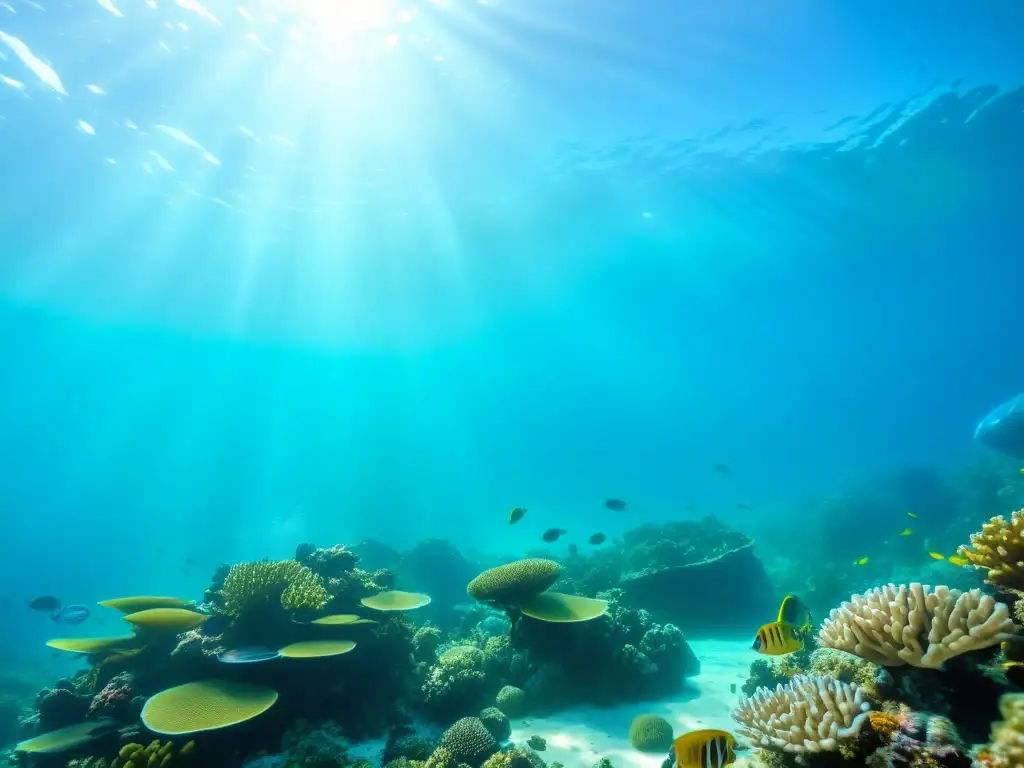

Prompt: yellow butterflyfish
xmin=752 ymin=621 xmax=804 ymax=656
xmin=948 ymin=556 xmax=969 ymax=567
xmin=907 ymin=511 xmax=919 ymax=518
xmin=854 ymin=557 xmax=869 ymax=566
xmin=928 ymin=551 xmax=945 ymax=561
xmin=899 ymin=527 xmax=913 ymax=536
xmin=673 ymin=730 xmax=737 ymax=768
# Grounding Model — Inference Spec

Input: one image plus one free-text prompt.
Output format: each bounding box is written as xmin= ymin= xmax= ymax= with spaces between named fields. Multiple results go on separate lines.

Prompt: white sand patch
xmin=508 ymin=639 xmax=757 ymax=768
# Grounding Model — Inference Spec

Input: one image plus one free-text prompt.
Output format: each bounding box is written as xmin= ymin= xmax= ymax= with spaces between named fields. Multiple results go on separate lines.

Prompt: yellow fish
xmin=1019 ymin=468 xmax=1024 ymax=474
xmin=509 ymin=507 xmax=526 ymax=524
xmin=777 ymin=594 xmax=813 ymax=636
xmin=948 ymin=556 xmax=969 ymax=567
xmin=752 ymin=621 xmax=804 ymax=655
xmin=673 ymin=729 xmax=737 ymax=768
xmin=854 ymin=557 xmax=869 ymax=566
xmin=907 ymin=511 xmax=919 ymax=518
xmin=928 ymin=551 xmax=945 ymax=561
xmin=899 ymin=527 xmax=913 ymax=536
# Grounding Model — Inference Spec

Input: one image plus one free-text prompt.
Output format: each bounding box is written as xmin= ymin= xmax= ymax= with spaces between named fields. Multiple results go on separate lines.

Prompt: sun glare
xmin=281 ymin=0 xmax=396 ymax=38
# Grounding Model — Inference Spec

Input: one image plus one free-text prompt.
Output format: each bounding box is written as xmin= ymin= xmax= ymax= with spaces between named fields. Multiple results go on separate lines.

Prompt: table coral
xmin=817 ymin=583 xmax=1015 ymax=668
xmin=959 ymin=509 xmax=1024 ymax=590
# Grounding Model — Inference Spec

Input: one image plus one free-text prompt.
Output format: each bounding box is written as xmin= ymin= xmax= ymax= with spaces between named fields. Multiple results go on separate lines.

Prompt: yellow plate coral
xmin=46 ymin=636 xmax=137 ymax=654
xmin=141 ymin=680 xmax=279 ymax=735
xmin=98 ymin=596 xmax=195 ymax=613
xmin=517 ymin=592 xmax=609 ymax=623
xmin=279 ymin=640 xmax=357 ymax=658
xmin=122 ymin=608 xmax=209 ymax=631
xmin=310 ymin=614 xmax=377 ymax=625
xmin=360 ymin=590 xmax=431 ymax=611
xmin=16 ymin=720 xmax=115 ymax=753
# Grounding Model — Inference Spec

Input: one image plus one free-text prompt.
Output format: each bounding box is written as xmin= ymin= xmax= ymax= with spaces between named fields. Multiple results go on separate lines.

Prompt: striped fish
xmin=673 ymin=729 xmax=736 ymax=768
xmin=752 ymin=621 xmax=804 ymax=655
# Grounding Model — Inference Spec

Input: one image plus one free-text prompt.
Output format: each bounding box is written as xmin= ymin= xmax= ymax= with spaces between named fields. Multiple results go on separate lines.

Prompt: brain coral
xmin=817 ymin=583 xmax=1015 ymax=668
xmin=220 ymin=559 xmax=329 ymax=616
xmin=628 ymin=714 xmax=674 ymax=753
xmin=440 ymin=717 xmax=499 ymax=767
xmin=467 ymin=559 xmax=561 ymax=605
xmin=479 ymin=707 xmax=511 ymax=742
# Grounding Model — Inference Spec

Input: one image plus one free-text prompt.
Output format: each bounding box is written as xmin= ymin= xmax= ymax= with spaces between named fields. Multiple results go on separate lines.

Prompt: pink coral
xmin=87 ymin=675 xmax=134 ymax=719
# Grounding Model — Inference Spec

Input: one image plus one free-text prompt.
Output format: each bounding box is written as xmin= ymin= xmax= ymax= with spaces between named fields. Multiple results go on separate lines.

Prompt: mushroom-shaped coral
xmin=141 ymin=679 xmax=279 ymax=735
xmin=732 ymin=675 xmax=871 ymax=754
xmin=467 ymin=560 xmax=561 ymax=606
xmin=979 ymin=692 xmax=1024 ymax=768
xmin=517 ymin=593 xmax=608 ymax=623
xmin=220 ymin=559 xmax=329 ymax=616
xmin=817 ymin=583 xmax=1015 ymax=668
xmin=440 ymin=717 xmax=499 ymax=767
xmin=959 ymin=509 xmax=1024 ymax=590
xmin=628 ymin=714 xmax=674 ymax=753
xmin=361 ymin=590 xmax=432 ymax=611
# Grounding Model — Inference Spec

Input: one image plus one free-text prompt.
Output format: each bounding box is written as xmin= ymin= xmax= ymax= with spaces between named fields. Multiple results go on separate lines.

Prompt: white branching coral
xmin=817 ymin=583 xmax=1015 ymax=669
xmin=732 ymin=675 xmax=871 ymax=754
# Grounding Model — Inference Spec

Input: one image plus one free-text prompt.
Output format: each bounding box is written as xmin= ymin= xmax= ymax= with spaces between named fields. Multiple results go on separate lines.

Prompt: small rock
xmin=526 ymin=736 xmax=546 ymax=752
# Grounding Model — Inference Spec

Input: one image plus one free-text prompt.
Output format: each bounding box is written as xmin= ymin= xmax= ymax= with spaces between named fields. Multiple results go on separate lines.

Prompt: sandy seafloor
xmin=343 ymin=638 xmax=757 ymax=768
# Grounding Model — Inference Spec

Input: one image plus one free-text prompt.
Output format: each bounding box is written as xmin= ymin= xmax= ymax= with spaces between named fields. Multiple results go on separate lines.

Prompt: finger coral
xmin=978 ymin=692 xmax=1024 ymax=768
xmin=959 ymin=509 xmax=1024 ymax=590
xmin=817 ymin=583 xmax=1015 ymax=668
xmin=733 ymin=675 xmax=871 ymax=753
xmin=220 ymin=559 xmax=330 ymax=616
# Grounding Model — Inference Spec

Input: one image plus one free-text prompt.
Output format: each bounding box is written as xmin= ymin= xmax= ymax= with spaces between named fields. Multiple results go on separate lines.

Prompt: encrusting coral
xmin=220 ymin=559 xmax=330 ymax=616
xmin=733 ymin=674 xmax=872 ymax=754
xmin=959 ymin=508 xmax=1024 ymax=590
xmin=817 ymin=583 xmax=1015 ymax=668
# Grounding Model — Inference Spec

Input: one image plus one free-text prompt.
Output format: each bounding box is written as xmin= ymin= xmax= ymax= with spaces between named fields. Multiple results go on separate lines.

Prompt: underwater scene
xmin=2 ymin=0 xmax=1024 ymax=767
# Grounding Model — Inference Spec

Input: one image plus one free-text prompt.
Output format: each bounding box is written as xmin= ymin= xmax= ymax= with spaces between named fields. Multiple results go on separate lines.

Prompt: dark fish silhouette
xmin=736 ymin=503 xmax=752 ymax=510
xmin=52 ymin=605 xmax=91 ymax=625
xmin=715 ymin=464 xmax=730 ymax=474
xmin=509 ymin=507 xmax=526 ymax=524
xmin=27 ymin=596 xmax=62 ymax=612
xmin=542 ymin=528 xmax=566 ymax=543
xmin=604 ymin=499 xmax=627 ymax=511
xmin=588 ymin=533 xmax=607 ymax=545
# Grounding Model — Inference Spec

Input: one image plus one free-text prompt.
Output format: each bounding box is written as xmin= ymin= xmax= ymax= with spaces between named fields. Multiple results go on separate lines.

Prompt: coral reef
xmin=818 ymin=583 xmax=1015 ymax=668
xmin=494 ymin=686 xmax=526 ymax=718
xmin=617 ymin=517 xmax=775 ymax=636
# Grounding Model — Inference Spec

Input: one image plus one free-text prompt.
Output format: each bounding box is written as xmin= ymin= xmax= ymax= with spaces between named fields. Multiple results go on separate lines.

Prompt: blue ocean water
xmin=0 ymin=0 xmax=1022 ymax=679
